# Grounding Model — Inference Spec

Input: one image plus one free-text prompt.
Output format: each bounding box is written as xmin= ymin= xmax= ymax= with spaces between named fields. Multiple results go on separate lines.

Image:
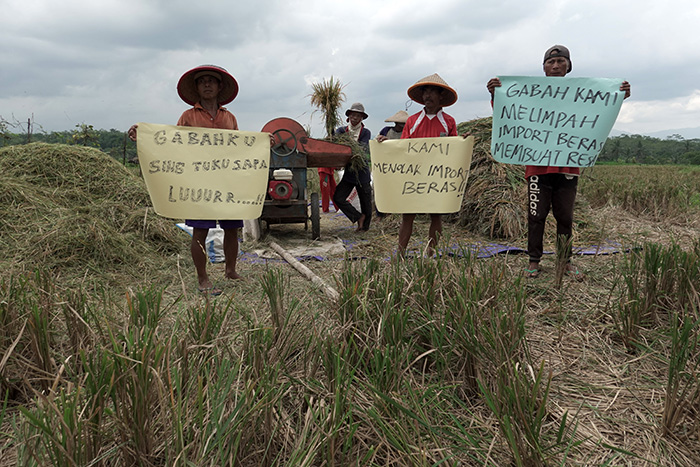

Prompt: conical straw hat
xmin=407 ymin=73 xmax=457 ymax=107
xmin=384 ymin=110 xmax=408 ymax=123
xmin=177 ymin=64 xmax=239 ymax=106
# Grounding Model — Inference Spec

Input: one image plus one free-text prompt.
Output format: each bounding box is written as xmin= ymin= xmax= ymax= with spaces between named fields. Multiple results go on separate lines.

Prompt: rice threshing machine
xmin=259 ymin=117 xmax=352 ymax=240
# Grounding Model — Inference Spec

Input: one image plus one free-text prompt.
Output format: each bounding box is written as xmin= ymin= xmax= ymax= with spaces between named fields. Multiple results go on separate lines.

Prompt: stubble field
xmin=1 ymin=141 xmax=699 ymax=466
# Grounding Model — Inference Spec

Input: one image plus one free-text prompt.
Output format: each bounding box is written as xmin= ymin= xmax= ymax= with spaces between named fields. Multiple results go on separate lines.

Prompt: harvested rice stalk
xmin=0 ymin=143 xmax=182 ymax=282
xmin=452 ymin=117 xmax=527 ymax=239
xmin=329 ymin=131 xmax=369 ymax=175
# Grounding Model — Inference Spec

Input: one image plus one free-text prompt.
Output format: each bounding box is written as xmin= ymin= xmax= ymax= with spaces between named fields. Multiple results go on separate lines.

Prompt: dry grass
xmin=1 ymin=139 xmax=700 ymax=465
xmin=453 ymin=117 xmax=527 ymax=239
xmin=580 ymin=164 xmax=700 ymax=225
xmin=0 ymin=143 xmax=186 ymax=287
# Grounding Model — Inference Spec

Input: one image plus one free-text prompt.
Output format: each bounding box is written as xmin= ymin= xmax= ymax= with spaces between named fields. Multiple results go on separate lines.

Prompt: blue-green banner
xmin=491 ymin=76 xmax=625 ymax=167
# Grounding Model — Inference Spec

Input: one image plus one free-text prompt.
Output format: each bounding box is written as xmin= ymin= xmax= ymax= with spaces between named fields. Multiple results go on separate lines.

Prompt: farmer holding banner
xmin=487 ymin=45 xmax=631 ymax=279
xmin=374 ymin=110 xmax=409 ymax=220
xmin=128 ymin=65 xmax=244 ymax=296
xmin=379 ymin=74 xmax=460 ymax=256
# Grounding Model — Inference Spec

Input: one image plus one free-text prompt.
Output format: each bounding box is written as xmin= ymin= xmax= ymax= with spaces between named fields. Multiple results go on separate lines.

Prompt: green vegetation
xmin=0 ymin=120 xmax=136 ymax=163
xmin=1 ymin=135 xmax=700 ymax=465
xmin=3 ymin=116 xmax=700 ymax=167
xmin=579 ymin=164 xmax=700 ymax=222
xmin=599 ymin=133 xmax=700 ymax=164
xmin=2 ymin=248 xmax=589 ymax=466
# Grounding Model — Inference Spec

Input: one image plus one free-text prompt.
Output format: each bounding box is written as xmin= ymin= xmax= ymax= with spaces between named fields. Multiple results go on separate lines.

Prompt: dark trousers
xmin=333 ymin=179 xmax=373 ymax=230
xmin=527 ymin=173 xmax=578 ymax=263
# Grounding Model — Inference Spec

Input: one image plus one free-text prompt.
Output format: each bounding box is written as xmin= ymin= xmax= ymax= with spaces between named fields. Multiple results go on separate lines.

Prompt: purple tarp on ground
xmin=235 ymin=241 xmax=636 ymax=264
xmin=179 ymin=207 xmax=637 ymax=264
xmin=441 ymin=240 xmax=635 ymax=259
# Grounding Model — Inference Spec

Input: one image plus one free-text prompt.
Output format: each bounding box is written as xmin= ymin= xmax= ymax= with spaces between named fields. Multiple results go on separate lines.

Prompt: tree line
xmin=598 ymin=133 xmax=700 ymax=165
xmin=1 ymin=121 xmax=137 ymax=163
xmin=2 ymin=118 xmax=699 ymax=166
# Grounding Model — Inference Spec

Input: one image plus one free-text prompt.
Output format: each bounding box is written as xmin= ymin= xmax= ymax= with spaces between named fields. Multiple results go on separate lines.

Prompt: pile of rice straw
xmin=0 ymin=143 xmax=183 ymax=282
xmin=452 ymin=117 xmax=527 ymax=239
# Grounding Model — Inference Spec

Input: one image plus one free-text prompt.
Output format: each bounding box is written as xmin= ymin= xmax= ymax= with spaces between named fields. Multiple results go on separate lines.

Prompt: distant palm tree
xmin=309 ymin=77 xmax=346 ymax=138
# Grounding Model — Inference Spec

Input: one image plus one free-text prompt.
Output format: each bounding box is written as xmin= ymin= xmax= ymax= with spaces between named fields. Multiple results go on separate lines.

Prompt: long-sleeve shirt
xmin=177 ymin=102 xmax=238 ymax=130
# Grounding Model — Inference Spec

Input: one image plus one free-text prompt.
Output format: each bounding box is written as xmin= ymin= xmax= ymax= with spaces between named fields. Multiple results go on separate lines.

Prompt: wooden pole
xmin=269 ymin=241 xmax=339 ymax=302
xmin=122 ymin=132 xmax=127 ymax=165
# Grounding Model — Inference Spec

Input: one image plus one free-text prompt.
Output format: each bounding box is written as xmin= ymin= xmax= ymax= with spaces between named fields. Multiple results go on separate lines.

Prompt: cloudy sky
xmin=2 ymin=0 xmax=699 ymax=139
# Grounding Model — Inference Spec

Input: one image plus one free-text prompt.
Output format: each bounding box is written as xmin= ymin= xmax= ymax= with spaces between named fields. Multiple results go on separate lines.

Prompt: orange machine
xmin=260 ymin=118 xmax=352 ymax=239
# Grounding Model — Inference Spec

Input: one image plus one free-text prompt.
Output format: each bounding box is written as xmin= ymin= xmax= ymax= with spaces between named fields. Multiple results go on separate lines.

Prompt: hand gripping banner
xmin=136 ymin=122 xmax=270 ymax=219
xmin=370 ymin=136 xmax=474 ymax=214
xmin=491 ymin=76 xmax=625 ymax=167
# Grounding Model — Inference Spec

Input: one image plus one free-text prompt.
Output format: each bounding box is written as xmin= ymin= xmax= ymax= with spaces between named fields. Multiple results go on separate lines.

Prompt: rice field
xmin=1 ymin=142 xmax=700 ymax=466
xmin=579 ymin=164 xmax=700 ymax=223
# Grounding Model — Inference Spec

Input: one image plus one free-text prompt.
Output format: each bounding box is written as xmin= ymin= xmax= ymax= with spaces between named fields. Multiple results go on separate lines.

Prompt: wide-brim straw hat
xmin=177 ymin=64 xmax=239 ymax=106
xmin=407 ymin=73 xmax=458 ymax=107
xmin=345 ymin=102 xmax=368 ymax=120
xmin=384 ymin=110 xmax=409 ymax=123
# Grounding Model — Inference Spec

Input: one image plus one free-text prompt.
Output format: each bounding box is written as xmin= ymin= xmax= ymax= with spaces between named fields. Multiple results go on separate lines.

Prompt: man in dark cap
xmin=487 ymin=45 xmax=631 ymax=279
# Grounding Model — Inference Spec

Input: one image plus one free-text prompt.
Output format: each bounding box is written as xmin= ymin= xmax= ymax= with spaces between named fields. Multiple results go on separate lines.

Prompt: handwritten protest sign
xmin=370 ymin=136 xmax=474 ymax=214
xmin=136 ymin=122 xmax=269 ymax=220
xmin=491 ymin=76 xmax=625 ymax=167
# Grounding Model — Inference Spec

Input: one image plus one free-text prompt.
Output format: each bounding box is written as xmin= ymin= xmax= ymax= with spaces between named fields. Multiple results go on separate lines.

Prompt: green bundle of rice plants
xmin=331 ymin=131 xmax=369 ymax=175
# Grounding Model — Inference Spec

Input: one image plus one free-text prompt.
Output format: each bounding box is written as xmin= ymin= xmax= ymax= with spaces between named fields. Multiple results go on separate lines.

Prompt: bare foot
xmin=225 ymin=272 xmax=243 ymax=280
xmin=356 ymin=214 xmax=366 ymax=232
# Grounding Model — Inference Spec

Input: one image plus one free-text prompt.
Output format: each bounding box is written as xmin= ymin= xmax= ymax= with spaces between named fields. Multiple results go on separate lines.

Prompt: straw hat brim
xmin=407 ymin=74 xmax=458 ymax=107
xmin=177 ymin=65 xmax=239 ymax=106
xmin=384 ymin=110 xmax=409 ymax=123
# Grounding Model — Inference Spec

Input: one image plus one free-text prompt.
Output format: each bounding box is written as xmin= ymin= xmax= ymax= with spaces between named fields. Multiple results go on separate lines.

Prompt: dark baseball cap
xmin=543 ymin=45 xmax=572 ymax=72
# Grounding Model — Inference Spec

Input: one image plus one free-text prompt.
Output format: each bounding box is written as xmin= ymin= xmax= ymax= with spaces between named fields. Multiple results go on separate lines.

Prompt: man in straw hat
xmin=128 ymin=64 xmax=243 ymax=296
xmin=375 ymin=110 xmax=409 ymax=220
xmin=333 ymin=102 xmax=373 ymax=231
xmin=487 ymin=45 xmax=631 ymax=280
xmin=389 ymin=73 xmax=460 ymax=256
xmin=377 ymin=110 xmax=409 ymax=141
